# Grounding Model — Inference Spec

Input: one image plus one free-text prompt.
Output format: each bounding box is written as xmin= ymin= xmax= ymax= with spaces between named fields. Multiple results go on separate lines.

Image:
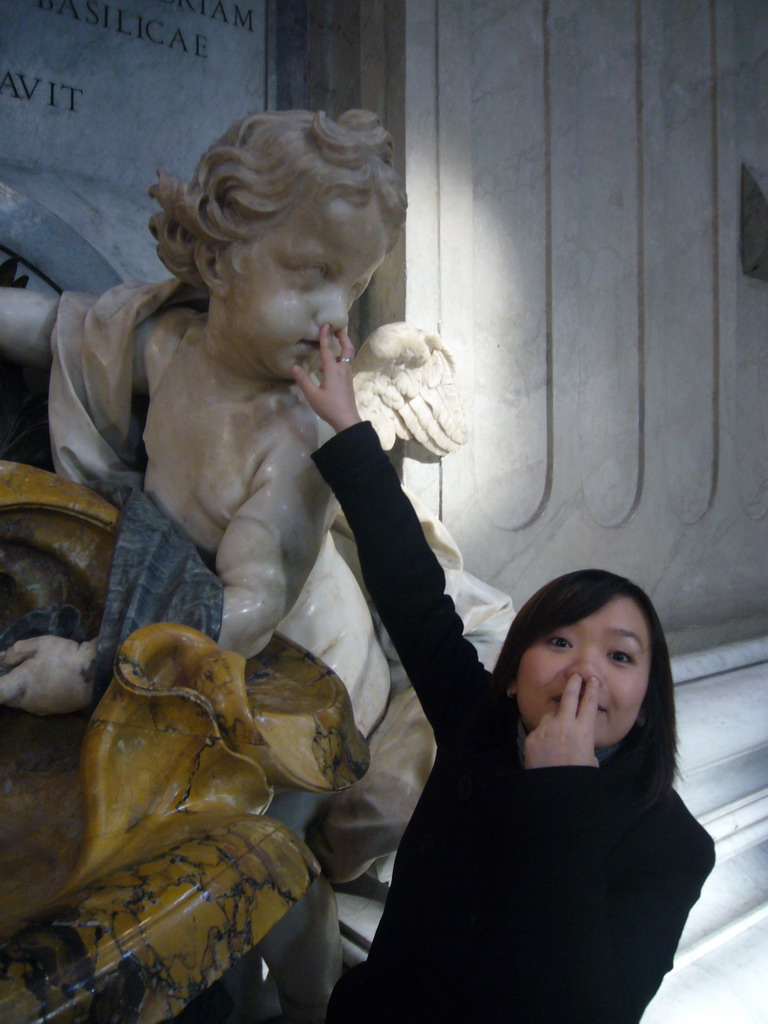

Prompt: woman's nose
xmin=567 ymin=652 xmax=599 ymax=683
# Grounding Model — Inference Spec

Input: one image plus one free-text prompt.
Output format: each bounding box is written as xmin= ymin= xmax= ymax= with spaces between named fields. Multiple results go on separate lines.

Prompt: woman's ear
xmin=506 ymin=681 xmax=516 ymax=698
xmin=635 ymin=708 xmax=646 ymax=727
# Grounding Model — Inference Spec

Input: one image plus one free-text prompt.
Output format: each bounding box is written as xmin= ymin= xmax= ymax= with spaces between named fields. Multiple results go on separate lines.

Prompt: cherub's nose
xmin=315 ymin=288 xmax=349 ymax=332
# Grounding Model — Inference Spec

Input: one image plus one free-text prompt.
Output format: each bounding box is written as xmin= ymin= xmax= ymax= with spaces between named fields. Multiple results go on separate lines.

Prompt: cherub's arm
xmin=214 ymin=418 xmax=332 ymax=659
xmin=0 ymin=287 xmax=58 ymax=368
xmin=0 ymin=284 xmax=176 ymax=392
xmin=0 ymin=636 xmax=96 ymax=715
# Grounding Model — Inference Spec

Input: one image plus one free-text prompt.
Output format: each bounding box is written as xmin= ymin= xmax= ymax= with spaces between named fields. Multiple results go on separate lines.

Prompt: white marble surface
xmin=401 ymin=0 xmax=768 ymax=653
xmin=642 ymin=905 xmax=768 ymax=1023
xmin=732 ymin=3 xmax=768 ymax=523
xmin=643 ymin=0 xmax=720 ymax=526
xmin=471 ymin=0 xmax=550 ymax=531
xmin=672 ymin=636 xmax=768 ymax=683
xmin=674 ymin=662 xmax=768 ymax=774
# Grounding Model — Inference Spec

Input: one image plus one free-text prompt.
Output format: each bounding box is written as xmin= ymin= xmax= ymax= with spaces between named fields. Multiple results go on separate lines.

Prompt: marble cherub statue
xmin=0 ymin=107 xmax=513 ymax=1022
xmin=0 ymin=109 xmax=408 ymax=717
xmin=0 ymin=109 xmax=479 ymax=737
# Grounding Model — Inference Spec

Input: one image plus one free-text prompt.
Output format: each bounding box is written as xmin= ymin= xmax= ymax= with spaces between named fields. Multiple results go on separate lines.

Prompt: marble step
xmin=642 ymin=901 xmax=768 ymax=1024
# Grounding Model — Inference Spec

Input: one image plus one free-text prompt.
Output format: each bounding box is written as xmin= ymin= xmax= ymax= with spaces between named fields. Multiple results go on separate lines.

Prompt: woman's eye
xmin=547 ymin=636 xmax=570 ymax=649
xmin=610 ymin=650 xmax=633 ymax=664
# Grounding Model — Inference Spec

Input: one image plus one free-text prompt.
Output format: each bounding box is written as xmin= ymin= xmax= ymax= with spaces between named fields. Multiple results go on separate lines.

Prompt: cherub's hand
xmin=523 ymin=673 xmax=600 ymax=769
xmin=0 ymin=636 xmax=96 ymax=715
xmin=292 ymin=324 xmax=362 ymax=434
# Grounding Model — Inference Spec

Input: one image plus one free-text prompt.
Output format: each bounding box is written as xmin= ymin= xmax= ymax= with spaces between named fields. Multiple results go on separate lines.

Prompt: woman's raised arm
xmin=296 ymin=325 xmax=490 ymax=739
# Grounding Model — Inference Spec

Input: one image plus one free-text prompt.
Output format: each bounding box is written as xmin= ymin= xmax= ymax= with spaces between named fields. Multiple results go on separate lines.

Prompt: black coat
xmin=314 ymin=423 xmax=715 ymax=1024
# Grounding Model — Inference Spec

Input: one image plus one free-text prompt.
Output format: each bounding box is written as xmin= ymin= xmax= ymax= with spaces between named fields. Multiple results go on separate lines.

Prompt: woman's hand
xmin=523 ymin=673 xmax=600 ymax=769
xmin=293 ymin=324 xmax=362 ymax=434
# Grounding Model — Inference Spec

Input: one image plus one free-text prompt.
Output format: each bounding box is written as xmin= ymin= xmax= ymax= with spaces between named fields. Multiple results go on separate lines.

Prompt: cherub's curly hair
xmin=149 ymin=109 xmax=407 ymax=288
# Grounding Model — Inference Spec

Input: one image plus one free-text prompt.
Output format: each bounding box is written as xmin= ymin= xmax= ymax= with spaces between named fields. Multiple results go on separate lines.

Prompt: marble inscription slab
xmin=0 ymin=0 xmax=268 ymax=280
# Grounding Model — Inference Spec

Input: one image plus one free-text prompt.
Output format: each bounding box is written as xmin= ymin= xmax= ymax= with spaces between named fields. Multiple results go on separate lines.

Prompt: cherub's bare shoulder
xmin=143 ymin=308 xmax=202 ymax=392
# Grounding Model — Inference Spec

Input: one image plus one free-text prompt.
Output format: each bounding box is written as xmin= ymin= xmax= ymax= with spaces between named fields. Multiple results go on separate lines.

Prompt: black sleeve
xmin=596 ymin=794 xmax=715 ymax=1021
xmin=312 ymin=423 xmax=493 ymax=738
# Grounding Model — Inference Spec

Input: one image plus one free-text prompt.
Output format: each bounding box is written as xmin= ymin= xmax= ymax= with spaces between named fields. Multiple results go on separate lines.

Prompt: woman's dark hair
xmin=492 ymin=568 xmax=677 ymax=807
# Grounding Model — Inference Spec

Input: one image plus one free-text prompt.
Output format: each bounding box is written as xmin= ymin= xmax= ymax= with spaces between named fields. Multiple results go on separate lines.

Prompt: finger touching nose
xmin=568 ymin=655 xmax=600 ymax=686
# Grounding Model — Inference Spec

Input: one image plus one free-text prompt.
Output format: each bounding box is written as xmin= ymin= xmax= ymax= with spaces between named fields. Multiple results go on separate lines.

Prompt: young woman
xmin=294 ymin=329 xmax=715 ymax=1024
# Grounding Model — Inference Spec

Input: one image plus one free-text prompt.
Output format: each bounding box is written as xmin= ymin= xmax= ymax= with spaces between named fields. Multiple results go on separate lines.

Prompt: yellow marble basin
xmin=0 ymin=625 xmax=370 ymax=1024
xmin=0 ymin=462 xmax=370 ymax=1023
xmin=0 ymin=459 xmax=118 ymax=634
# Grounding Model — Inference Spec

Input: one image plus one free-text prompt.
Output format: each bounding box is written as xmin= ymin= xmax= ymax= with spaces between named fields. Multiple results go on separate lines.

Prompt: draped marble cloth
xmin=37 ymin=281 xmax=223 ymax=699
xmin=0 ymin=482 xmax=223 ymax=701
xmin=91 ymin=483 xmax=224 ymax=697
xmin=43 ymin=280 xmax=516 ymax=881
xmin=49 ymin=279 xmax=199 ymax=489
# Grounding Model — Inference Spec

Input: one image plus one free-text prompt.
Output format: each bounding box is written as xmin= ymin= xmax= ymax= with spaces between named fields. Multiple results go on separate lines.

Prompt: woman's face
xmin=511 ymin=596 xmax=652 ymax=749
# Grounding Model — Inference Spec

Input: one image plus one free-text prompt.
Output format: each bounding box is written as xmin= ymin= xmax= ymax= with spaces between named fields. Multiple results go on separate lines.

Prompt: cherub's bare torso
xmin=144 ymin=322 xmax=332 ymax=657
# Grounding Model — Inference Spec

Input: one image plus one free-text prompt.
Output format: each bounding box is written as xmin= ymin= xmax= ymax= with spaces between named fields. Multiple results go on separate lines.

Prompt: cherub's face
xmin=204 ymin=192 xmax=391 ymax=382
